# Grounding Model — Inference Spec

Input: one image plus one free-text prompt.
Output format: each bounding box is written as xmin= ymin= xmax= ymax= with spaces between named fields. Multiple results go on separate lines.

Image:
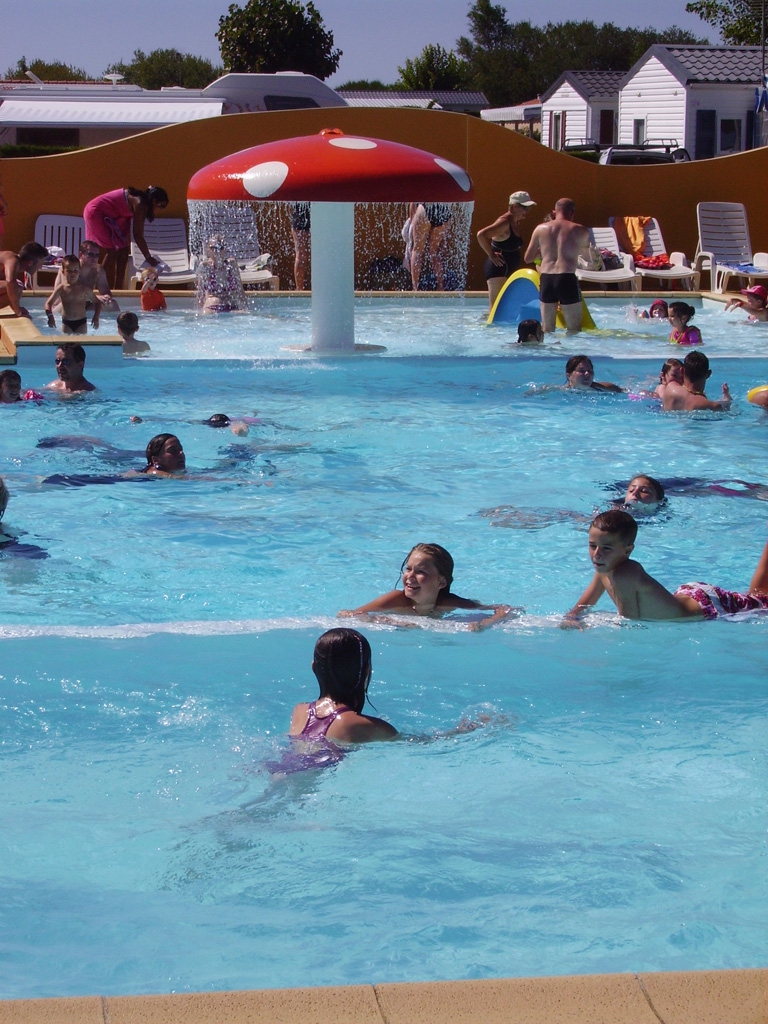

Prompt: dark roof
xmin=337 ymin=90 xmax=488 ymax=111
xmin=623 ymin=45 xmax=763 ymax=86
xmin=541 ymin=70 xmax=624 ymax=103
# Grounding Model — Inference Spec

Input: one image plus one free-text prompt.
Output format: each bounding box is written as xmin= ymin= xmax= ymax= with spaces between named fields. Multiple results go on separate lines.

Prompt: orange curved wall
xmin=1 ymin=106 xmax=763 ymax=290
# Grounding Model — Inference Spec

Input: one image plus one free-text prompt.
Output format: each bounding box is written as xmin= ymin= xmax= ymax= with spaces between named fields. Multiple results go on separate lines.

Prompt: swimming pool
xmin=1 ymin=296 xmax=767 ymax=997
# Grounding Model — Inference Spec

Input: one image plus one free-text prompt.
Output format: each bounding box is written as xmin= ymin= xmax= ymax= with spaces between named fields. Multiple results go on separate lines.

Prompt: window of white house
xmin=719 ymin=118 xmax=742 ymax=152
xmin=633 ymin=119 xmax=645 ymax=145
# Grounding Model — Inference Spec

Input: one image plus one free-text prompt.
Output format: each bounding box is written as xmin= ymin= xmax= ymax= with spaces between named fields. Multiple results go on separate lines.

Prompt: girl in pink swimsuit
xmin=83 ymin=185 xmax=168 ymax=289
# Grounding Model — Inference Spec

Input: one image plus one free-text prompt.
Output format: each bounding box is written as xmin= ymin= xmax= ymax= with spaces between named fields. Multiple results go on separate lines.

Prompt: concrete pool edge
xmin=0 ymin=969 xmax=765 ymax=1023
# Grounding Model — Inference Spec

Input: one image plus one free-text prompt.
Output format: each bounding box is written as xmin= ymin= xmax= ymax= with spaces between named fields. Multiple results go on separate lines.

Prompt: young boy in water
xmin=45 ymin=255 xmax=101 ymax=334
xmin=116 ymin=311 xmax=150 ymax=356
xmin=562 ymin=509 xmax=768 ymax=624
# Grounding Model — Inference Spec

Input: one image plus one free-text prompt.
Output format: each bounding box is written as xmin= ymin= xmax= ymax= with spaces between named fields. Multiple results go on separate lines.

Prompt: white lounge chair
xmin=190 ymin=203 xmax=279 ymax=289
xmin=32 ymin=214 xmax=87 ymax=287
xmin=610 ymin=216 xmax=700 ymax=290
xmin=576 ymin=227 xmax=639 ymax=290
xmin=130 ymin=218 xmax=197 ymax=288
xmin=695 ymin=202 xmax=768 ymax=293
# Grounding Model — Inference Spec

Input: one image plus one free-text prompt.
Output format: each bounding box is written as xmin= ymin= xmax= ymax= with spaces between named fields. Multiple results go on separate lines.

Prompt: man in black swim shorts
xmin=525 ymin=198 xmax=589 ymax=333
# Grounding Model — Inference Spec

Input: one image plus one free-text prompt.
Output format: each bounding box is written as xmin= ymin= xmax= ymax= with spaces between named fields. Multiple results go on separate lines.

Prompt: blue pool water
xmin=1 ymin=297 xmax=767 ymax=997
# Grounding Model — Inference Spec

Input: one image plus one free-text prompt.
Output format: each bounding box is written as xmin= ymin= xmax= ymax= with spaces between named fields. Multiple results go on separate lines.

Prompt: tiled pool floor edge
xmin=1 ymin=969 xmax=765 ymax=1024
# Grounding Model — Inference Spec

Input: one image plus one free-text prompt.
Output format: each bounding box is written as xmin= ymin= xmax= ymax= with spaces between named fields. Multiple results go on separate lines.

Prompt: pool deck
xmin=0 ymin=970 xmax=765 ymax=1023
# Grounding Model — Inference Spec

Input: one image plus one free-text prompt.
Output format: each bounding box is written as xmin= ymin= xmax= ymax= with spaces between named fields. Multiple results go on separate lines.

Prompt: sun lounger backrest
xmin=131 ymin=218 xmax=192 ymax=274
xmin=697 ymin=202 xmax=753 ymax=263
xmin=34 ymin=215 xmax=86 ymax=256
xmin=588 ymin=227 xmax=622 ymax=253
xmin=189 ymin=203 xmax=261 ymax=263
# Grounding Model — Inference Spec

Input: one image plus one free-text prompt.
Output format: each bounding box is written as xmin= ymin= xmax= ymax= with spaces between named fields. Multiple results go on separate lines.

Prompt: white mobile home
xmin=540 ymin=70 xmax=624 ymax=150
xmin=618 ymin=45 xmax=762 ymax=158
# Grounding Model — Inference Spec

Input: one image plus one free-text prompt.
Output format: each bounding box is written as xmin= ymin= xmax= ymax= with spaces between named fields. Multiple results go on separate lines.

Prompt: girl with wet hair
xmin=141 ymin=433 xmax=186 ymax=476
xmin=338 ymin=542 xmax=512 ymax=630
xmin=288 ymin=628 xmax=397 ymax=743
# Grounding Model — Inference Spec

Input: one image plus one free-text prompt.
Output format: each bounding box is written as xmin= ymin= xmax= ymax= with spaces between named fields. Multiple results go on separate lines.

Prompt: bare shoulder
xmin=331 ymin=712 xmax=398 ymax=743
xmin=289 ymin=702 xmax=310 ymax=736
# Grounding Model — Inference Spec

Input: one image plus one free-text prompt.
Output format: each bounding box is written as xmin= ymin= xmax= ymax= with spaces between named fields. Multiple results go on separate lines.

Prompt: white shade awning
xmin=0 ymin=98 xmax=223 ymax=128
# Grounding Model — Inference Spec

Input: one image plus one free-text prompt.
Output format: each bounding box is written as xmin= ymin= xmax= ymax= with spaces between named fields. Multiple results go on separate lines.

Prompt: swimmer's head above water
xmin=143 ymin=433 xmax=186 ymax=474
xmin=312 ymin=628 xmax=372 ymax=714
xmin=205 ymin=413 xmax=231 ymax=428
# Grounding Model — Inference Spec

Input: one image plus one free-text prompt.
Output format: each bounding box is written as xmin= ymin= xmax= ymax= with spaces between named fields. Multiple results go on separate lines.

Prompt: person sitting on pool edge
xmin=289 ymin=628 xmax=398 ymax=746
xmin=139 ymin=434 xmax=186 ymax=477
xmin=562 ymin=509 xmax=768 ymax=624
xmin=661 ymin=351 xmax=731 ymax=412
xmin=338 ymin=542 xmax=513 ymax=630
xmin=564 ymin=355 xmax=623 ymax=393
xmin=46 ymin=343 xmax=95 ymax=393
xmin=116 ymin=311 xmax=150 ymax=357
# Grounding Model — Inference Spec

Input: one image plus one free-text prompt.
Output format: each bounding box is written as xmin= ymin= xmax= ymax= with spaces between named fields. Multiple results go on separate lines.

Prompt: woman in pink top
xmin=83 ymin=185 xmax=168 ymax=288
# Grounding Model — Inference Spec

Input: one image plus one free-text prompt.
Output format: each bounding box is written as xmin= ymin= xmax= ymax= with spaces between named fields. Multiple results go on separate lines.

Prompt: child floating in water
xmin=668 ymin=301 xmax=702 ymax=345
xmin=288 ymin=628 xmax=398 ymax=746
xmin=563 ymin=509 xmax=768 ymax=624
xmin=116 ymin=311 xmax=150 ymax=356
xmin=45 ymin=255 xmax=101 ymax=334
xmin=140 ymin=267 xmax=167 ymax=311
xmin=338 ymin=542 xmax=513 ymax=629
xmin=515 ymin=318 xmax=544 ymax=344
xmin=638 ymin=298 xmax=669 ymax=319
xmin=564 ymin=355 xmax=623 ymax=392
xmin=139 ymin=433 xmax=186 ymax=477
xmin=724 ymin=284 xmax=768 ymax=322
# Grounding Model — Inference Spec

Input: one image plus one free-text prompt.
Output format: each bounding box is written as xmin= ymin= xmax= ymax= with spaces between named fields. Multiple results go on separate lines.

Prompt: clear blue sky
xmin=3 ymin=0 xmax=713 ymax=87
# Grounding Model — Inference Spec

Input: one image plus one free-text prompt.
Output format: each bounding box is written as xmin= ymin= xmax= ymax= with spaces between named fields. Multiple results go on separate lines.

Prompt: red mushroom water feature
xmin=188 ymin=129 xmax=474 ymax=352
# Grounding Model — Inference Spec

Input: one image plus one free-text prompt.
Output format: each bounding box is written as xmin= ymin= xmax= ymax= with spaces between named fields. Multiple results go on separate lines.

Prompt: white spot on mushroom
xmin=434 ymin=157 xmax=471 ymax=192
xmin=328 ymin=138 xmax=378 ymax=150
xmin=242 ymin=161 xmax=290 ymax=198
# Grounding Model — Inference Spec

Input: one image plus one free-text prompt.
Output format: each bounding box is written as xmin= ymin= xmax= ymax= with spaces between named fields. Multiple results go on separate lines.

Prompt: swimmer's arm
xmin=476 ymin=215 xmax=510 ymax=262
xmin=561 ymin=573 xmax=606 ymax=627
xmin=338 ymin=590 xmax=408 ymax=617
xmin=448 ymin=598 xmax=516 ymax=631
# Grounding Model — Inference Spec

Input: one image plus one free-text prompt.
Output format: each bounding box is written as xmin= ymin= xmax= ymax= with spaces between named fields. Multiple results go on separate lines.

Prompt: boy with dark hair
xmin=116 ymin=310 xmax=150 ymax=356
xmin=563 ymin=509 xmax=768 ymax=624
xmin=661 ymin=350 xmax=731 ymax=412
xmin=45 ymin=255 xmax=101 ymax=334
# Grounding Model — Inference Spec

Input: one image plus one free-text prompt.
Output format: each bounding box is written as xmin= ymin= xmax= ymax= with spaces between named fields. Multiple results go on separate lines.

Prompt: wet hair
xmin=565 ymin=354 xmax=593 ymax=375
xmin=144 ymin=433 xmax=179 ymax=468
xmin=0 ymin=476 xmax=8 ymax=514
xmin=116 ymin=311 xmax=139 ymax=334
xmin=517 ymin=318 xmax=542 ymax=343
xmin=628 ymin=474 xmax=665 ymax=501
xmin=205 ymin=413 xmax=231 ymax=428
xmin=683 ymin=349 xmax=710 ymax=383
xmin=127 ymin=186 xmax=169 ymax=223
xmin=401 ymin=543 xmax=454 ymax=600
xmin=19 ymin=241 xmax=49 ymax=263
xmin=591 ymin=509 xmax=638 ymax=545
xmin=660 ymin=357 xmax=683 ymax=381
xmin=62 ymin=254 xmax=80 ymax=270
xmin=58 ymin=342 xmax=86 ymax=363
xmin=0 ymin=369 xmax=21 ymax=387
xmin=312 ymin=628 xmax=372 ymax=714
xmin=669 ymin=301 xmax=696 ymax=323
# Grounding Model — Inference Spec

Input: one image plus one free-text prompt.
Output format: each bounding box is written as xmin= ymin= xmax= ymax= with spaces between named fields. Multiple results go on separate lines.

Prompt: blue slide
xmin=487 ymin=268 xmax=596 ymax=330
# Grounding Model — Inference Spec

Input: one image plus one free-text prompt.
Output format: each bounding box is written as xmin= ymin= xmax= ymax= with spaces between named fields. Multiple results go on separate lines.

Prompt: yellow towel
xmin=613 ymin=216 xmax=651 ymax=258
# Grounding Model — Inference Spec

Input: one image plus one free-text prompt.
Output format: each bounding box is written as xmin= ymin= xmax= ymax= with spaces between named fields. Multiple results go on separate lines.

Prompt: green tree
xmin=397 ymin=43 xmax=472 ymax=90
xmin=456 ymin=2 xmax=709 ymax=106
xmin=103 ymin=49 xmax=221 ymax=90
xmin=337 ymin=79 xmax=393 ymax=90
xmin=685 ymin=0 xmax=762 ymax=44
xmin=217 ymin=0 xmax=341 ymax=78
xmin=5 ymin=57 xmax=88 ymax=81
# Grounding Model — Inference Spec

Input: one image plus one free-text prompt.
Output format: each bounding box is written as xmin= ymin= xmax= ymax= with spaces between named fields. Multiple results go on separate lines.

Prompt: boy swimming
xmin=563 ymin=509 xmax=768 ymax=624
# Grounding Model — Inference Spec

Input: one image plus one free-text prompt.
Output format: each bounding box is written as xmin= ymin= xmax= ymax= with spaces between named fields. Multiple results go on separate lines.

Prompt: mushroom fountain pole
xmin=188 ymin=129 xmax=473 ymax=352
